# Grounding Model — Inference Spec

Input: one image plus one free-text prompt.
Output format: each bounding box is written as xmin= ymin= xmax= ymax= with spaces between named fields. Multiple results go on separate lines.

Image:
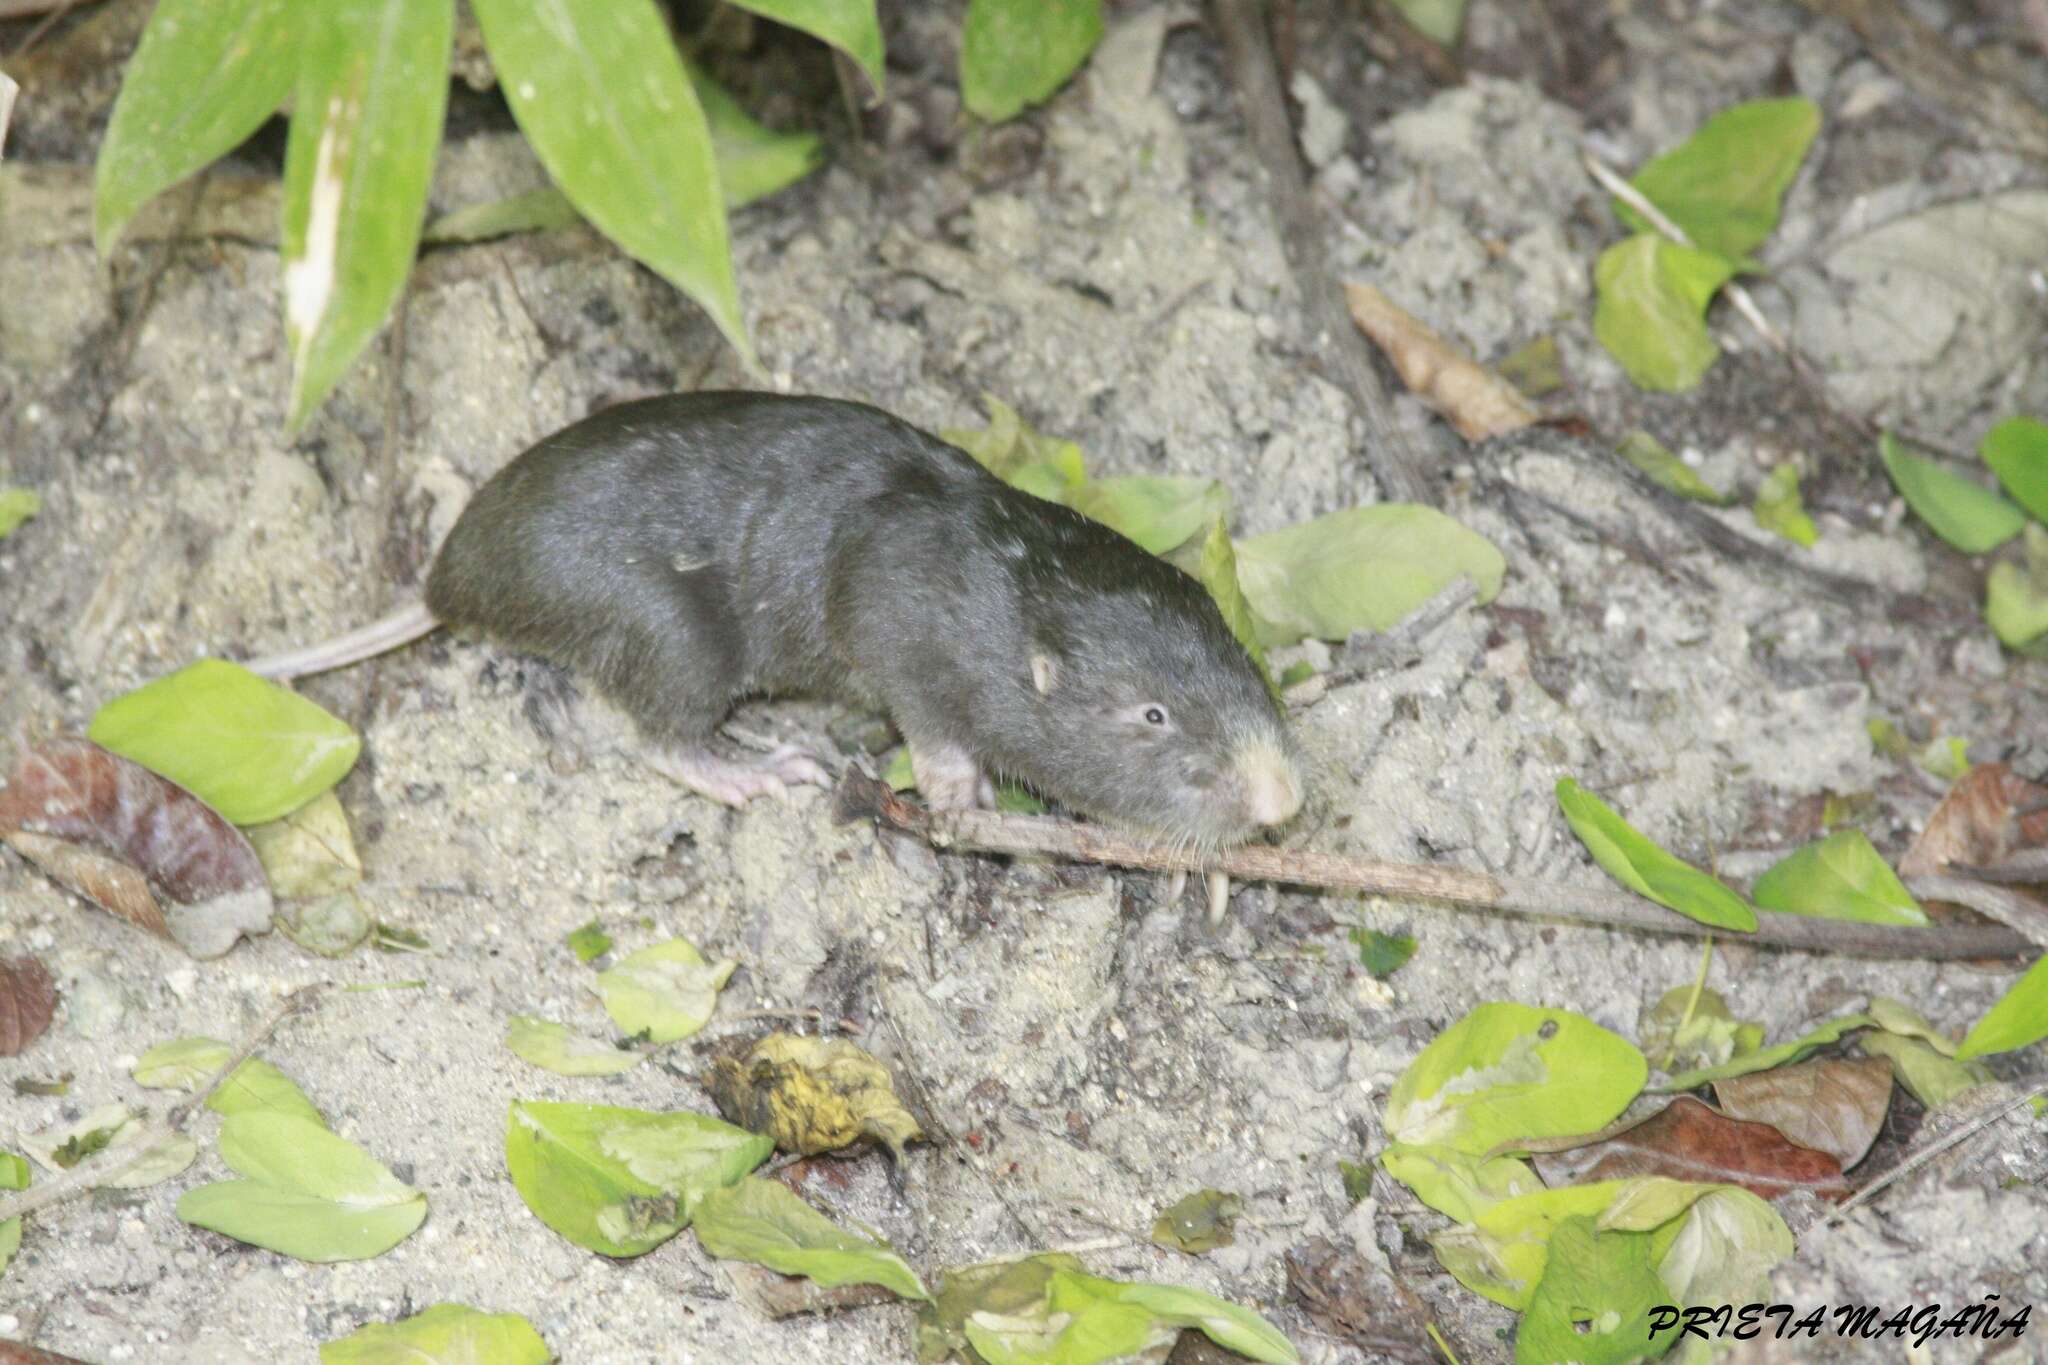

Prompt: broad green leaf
xmin=93 ymin=0 xmax=301 ymax=255
xmin=320 ymin=1303 xmax=550 ymax=1365
xmin=1593 ymin=234 xmax=1736 ymax=392
xmin=961 ymin=1269 xmax=1299 ymax=1365
xmin=134 ymin=1036 xmax=236 ymax=1091
xmin=0 ymin=1150 xmax=26 ymax=1277
xmin=1429 ymin=1180 xmax=1631 ymax=1310
xmin=1652 ymin=1186 xmax=1794 ymax=1319
xmin=1986 ymin=524 xmax=2048 ymax=652
xmin=142 ymin=1041 xmax=324 ymax=1125
xmin=280 ymin=0 xmax=453 ymax=431
xmin=594 ymin=938 xmax=736 ymax=1043
xmin=178 ymin=1113 xmax=424 ymax=1260
xmin=728 ymin=0 xmax=885 ymax=92
xmin=1957 ymin=954 xmax=2048 ymax=1060
xmin=688 ymin=58 xmax=827 ymax=209
xmin=1060 ymin=1274 xmax=1300 ymax=1365
xmin=472 ymin=0 xmax=752 ymax=367
xmin=1752 ymin=461 xmax=1817 ymax=548
xmin=1749 ymin=829 xmax=1925 ymax=926
xmin=244 ymin=790 xmax=362 ymax=899
xmin=503 ymin=1100 xmax=772 ymax=1257
xmin=0 ymin=487 xmax=39 ymax=537
xmin=1378 ymin=1142 xmax=1543 ymax=1223
xmin=941 ymin=394 xmax=1087 ymax=496
xmin=1234 ymin=505 xmax=1504 ymax=647
xmin=567 ymin=920 xmax=613 ymax=962
xmin=1067 ymin=476 xmax=1229 ymax=555
xmin=1190 ymin=517 xmax=1273 ymax=696
xmin=1880 ymin=431 xmax=2026 ymax=554
xmin=1387 ymin=0 xmax=1469 ymax=45
xmin=1617 ymin=431 xmax=1729 ymax=504
xmin=916 ymin=1254 xmax=1088 ymax=1364
xmin=960 ymin=0 xmax=1104 ymax=123
xmin=1981 ymin=416 xmax=2048 ymax=521
xmin=506 ymin=1015 xmax=643 ymax=1077
xmin=1383 ymin=1001 xmax=1647 ymax=1153
xmin=1620 ymin=98 xmax=1820 ymax=258
xmin=1555 ymin=779 xmax=1757 ymax=932
xmin=1515 ymin=1217 xmax=1664 ymax=1365
xmin=1857 ymin=1032 xmax=1993 ymax=1108
xmin=422 ymin=187 xmax=581 ymax=244
xmin=694 ymin=1176 xmax=929 ymax=1300
xmin=1652 ymin=1014 xmax=1874 ymax=1092
xmin=88 ymin=658 xmax=361 ymax=826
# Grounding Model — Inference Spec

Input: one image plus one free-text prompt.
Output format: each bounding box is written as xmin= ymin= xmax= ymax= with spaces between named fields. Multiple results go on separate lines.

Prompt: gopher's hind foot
xmin=648 ymin=744 xmax=831 ymax=807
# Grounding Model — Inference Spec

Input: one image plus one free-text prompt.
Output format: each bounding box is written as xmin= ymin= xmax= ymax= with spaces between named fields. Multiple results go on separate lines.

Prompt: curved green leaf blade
xmin=1233 ymin=505 xmax=1504 ymax=647
xmin=727 ymin=0 xmax=884 ymax=92
xmin=1987 ymin=525 xmax=2048 ymax=652
xmin=506 ymin=1015 xmax=643 ymax=1076
xmin=1752 ymin=461 xmax=1817 ymax=547
xmin=472 ymin=0 xmax=752 ymax=367
xmin=1555 ymin=779 xmax=1757 ymax=932
xmin=93 ymin=0 xmax=300 ymax=255
xmin=687 ymin=59 xmax=826 ymax=209
xmin=216 ymin=1113 xmax=412 ymax=1202
xmin=503 ymin=1100 xmax=772 ymax=1257
xmin=281 ymin=0 xmax=453 ymax=432
xmin=1190 ymin=517 xmax=1273 ymax=698
xmin=1880 ymin=431 xmax=2026 ymax=554
xmin=694 ymin=1176 xmax=929 ymax=1300
xmin=1067 ymin=476 xmax=1229 ymax=556
xmin=594 ymin=938 xmax=736 ymax=1043
xmin=179 ymin=1113 xmax=425 ymax=1261
xmin=1957 ymin=954 xmax=2048 ymax=1060
xmin=207 ymin=1058 xmax=327 ymax=1124
xmin=321 ymin=1303 xmax=550 ymax=1365
xmin=1616 ymin=430 xmax=1729 ymax=504
xmin=1619 ymin=97 xmax=1820 ymax=259
xmin=1593 ymin=234 xmax=1737 ymax=392
xmin=961 ymin=0 xmax=1104 ymax=123
xmin=1047 ymin=1271 xmax=1301 ymax=1365
xmin=88 ymin=659 xmax=362 ymax=826
xmin=1749 ymin=829 xmax=1925 ymax=925
xmin=1651 ymin=1014 xmax=1874 ymax=1092
xmin=1516 ymin=1216 xmax=1664 ymax=1365
xmin=1981 ymin=416 xmax=2048 ymax=522
xmin=1384 ymin=1001 xmax=1648 ymax=1152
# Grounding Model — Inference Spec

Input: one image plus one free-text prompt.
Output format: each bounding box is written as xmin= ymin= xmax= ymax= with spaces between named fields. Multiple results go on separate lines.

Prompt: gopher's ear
xmin=1031 ymin=653 xmax=1061 ymax=695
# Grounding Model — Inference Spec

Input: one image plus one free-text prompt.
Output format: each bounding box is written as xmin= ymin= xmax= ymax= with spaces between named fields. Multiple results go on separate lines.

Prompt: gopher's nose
xmin=1236 ymin=740 xmax=1304 ymax=828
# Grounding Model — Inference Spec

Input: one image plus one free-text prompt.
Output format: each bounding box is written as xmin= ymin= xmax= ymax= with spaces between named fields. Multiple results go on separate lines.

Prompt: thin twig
xmin=0 ymin=985 xmax=325 ymax=1225
xmin=1823 ymin=1077 xmax=2048 ymax=1225
xmin=832 ymin=774 xmax=2034 ymax=961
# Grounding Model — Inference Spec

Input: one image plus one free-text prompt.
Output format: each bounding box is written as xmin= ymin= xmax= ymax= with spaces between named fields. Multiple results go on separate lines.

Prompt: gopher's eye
xmin=1143 ymin=706 xmax=1168 ymax=726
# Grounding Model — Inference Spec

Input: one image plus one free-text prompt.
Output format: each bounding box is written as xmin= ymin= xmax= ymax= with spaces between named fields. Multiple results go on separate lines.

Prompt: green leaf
xmin=1067 ymin=477 xmax=1229 ymax=556
xmin=1050 ymin=1271 xmax=1300 ymax=1365
xmin=0 ymin=1149 xmax=26 ymax=1278
xmin=244 ymin=790 xmax=362 ymax=899
xmin=1857 ymin=1032 xmax=1993 ymax=1108
xmin=280 ymin=0 xmax=453 ymax=432
xmin=1650 ymin=1185 xmax=1794 ymax=1318
xmin=1981 ymin=416 xmax=2048 ymax=521
xmin=1495 ymin=335 xmax=1565 ymax=399
xmin=506 ymin=1015 xmax=642 ymax=1077
xmin=941 ymin=394 xmax=1087 ymax=496
xmin=1616 ymin=430 xmax=1729 ymax=504
xmin=1378 ymin=1142 xmax=1543 ymax=1224
xmin=1986 ymin=523 xmax=2048 ymax=652
xmin=1620 ymin=97 xmax=1820 ymax=259
xmin=320 ymin=1303 xmax=551 ymax=1365
xmin=1752 ymin=460 xmax=1818 ymax=547
xmin=1749 ymin=829 xmax=1925 ymax=926
xmin=567 ymin=920 xmax=613 ymax=963
xmin=208 ymin=1058 xmax=326 ymax=1125
xmin=93 ymin=0 xmax=301 ymax=255
xmin=1957 ymin=954 xmax=2048 ymax=1060
xmin=993 ymin=783 xmax=1047 ymax=814
xmin=503 ymin=1100 xmax=772 ymax=1257
xmin=1652 ymin=1014 xmax=1874 ymax=1092
xmin=89 ymin=659 xmax=362 ymax=825
xmin=1593 ymin=234 xmax=1737 ymax=392
xmin=727 ymin=0 xmax=885 ymax=92
xmin=422 ymin=187 xmax=582 ymax=245
xmin=1428 ymin=1180 xmax=1636 ymax=1310
xmin=0 ymin=487 xmax=40 ymax=538
xmin=1383 ymin=1002 xmax=1648 ymax=1153
xmin=1880 ymin=431 xmax=2026 ymax=554
xmin=472 ymin=0 xmax=752 ymax=368
xmin=688 ymin=58 xmax=827 ymax=209
xmin=694 ymin=1176 xmax=929 ymax=1300
xmin=960 ymin=0 xmax=1104 ymax=123
xmin=1554 ymin=779 xmax=1757 ymax=932
xmin=1386 ymin=0 xmax=1469 ymax=46
xmin=133 ymin=1036 xmax=235 ymax=1092
xmin=1233 ymin=505 xmax=1504 ymax=647
xmin=882 ymin=746 xmax=915 ymax=791
xmin=1348 ymin=927 xmax=1417 ymax=979
xmin=178 ymin=1113 xmax=425 ymax=1261
xmin=1150 ymin=1188 xmax=1244 ymax=1254
xmin=593 ymin=938 xmax=736 ymax=1044
xmin=1189 ymin=517 xmax=1274 ymax=697
xmin=1515 ymin=1216 xmax=1664 ymax=1365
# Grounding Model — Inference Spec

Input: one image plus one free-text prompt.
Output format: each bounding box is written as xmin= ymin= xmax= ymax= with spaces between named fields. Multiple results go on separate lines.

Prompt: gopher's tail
xmin=243 ymin=600 xmax=441 ymax=680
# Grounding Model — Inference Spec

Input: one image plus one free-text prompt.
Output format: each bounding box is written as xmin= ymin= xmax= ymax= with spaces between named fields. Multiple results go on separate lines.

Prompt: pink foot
xmin=910 ymin=742 xmax=994 ymax=811
xmin=648 ymin=744 xmax=831 ymax=807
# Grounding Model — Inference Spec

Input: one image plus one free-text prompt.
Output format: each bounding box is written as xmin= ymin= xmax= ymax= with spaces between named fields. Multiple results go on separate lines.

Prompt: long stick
xmin=833 ymin=775 xmax=2034 ymax=961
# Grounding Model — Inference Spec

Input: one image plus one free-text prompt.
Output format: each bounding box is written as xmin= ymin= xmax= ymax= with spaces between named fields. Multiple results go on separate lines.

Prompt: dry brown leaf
xmin=1900 ymin=763 xmax=2048 ymax=878
xmin=1713 ymin=1055 xmax=1894 ymax=1170
xmin=0 ymin=738 xmax=272 ymax=958
xmin=0 ymin=956 xmax=57 ymax=1058
xmin=1344 ymin=281 xmax=1541 ymax=441
xmin=1283 ymin=1236 xmax=1437 ymax=1363
xmin=1528 ymin=1096 xmax=1851 ymax=1202
xmin=0 ymin=1344 xmax=95 ymax=1365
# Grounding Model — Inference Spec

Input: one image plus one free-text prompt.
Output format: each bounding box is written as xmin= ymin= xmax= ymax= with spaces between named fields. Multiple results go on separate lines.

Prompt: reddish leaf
xmin=1528 ymin=1096 xmax=1850 ymax=1202
xmin=0 ymin=739 xmax=272 ymax=958
xmin=1713 ymin=1055 xmax=1893 ymax=1170
xmin=1900 ymin=763 xmax=2048 ymax=878
xmin=0 ymin=956 xmax=57 ymax=1057
xmin=0 ymin=1345 xmax=96 ymax=1365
